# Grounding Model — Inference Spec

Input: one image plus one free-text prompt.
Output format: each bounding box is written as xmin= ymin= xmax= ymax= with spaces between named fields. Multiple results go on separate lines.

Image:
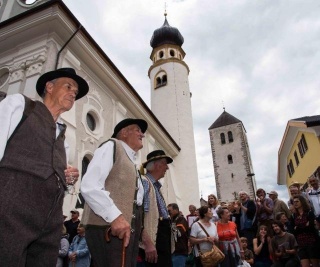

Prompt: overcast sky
xmin=64 ymin=0 xmax=320 ymax=203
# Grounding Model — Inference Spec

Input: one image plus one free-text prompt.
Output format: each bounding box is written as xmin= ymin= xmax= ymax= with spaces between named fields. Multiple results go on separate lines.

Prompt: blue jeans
xmin=172 ymin=254 xmax=187 ymax=267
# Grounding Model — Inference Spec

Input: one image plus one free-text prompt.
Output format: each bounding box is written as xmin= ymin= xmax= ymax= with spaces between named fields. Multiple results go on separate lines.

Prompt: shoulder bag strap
xmin=197 ymin=221 xmax=210 ymax=237
xmin=196 ymin=222 xmax=210 ymax=254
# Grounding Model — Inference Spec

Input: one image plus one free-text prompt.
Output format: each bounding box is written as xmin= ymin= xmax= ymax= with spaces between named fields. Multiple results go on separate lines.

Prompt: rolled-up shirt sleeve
xmin=80 ymin=141 xmax=121 ymax=223
xmin=0 ymin=94 xmax=24 ymax=161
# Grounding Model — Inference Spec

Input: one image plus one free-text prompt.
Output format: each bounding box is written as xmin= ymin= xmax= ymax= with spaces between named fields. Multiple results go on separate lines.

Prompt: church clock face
xmin=0 ymin=68 xmax=9 ymax=88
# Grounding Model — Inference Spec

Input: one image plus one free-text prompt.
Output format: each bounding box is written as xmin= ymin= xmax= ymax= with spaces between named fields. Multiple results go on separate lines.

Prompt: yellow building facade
xmin=278 ymin=116 xmax=320 ymax=189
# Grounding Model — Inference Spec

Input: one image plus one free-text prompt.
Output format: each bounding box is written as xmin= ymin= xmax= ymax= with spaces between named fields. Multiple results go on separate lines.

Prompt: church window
xmin=156 ymin=77 xmax=161 ymax=87
xmin=170 ymin=50 xmax=175 ymax=57
xmin=298 ymin=134 xmax=308 ymax=158
xmin=287 ymin=159 xmax=295 ymax=177
xmin=220 ymin=133 xmax=226 ymax=144
xmin=86 ymin=113 xmax=96 ymax=131
xmin=227 ymin=155 xmax=233 ymax=164
xmin=162 ymin=75 xmax=167 ymax=85
xmin=294 ymin=151 xmax=299 ymax=166
xmin=228 ymin=131 xmax=233 ymax=143
xmin=159 ymin=51 xmax=164 ymax=59
xmin=155 ymin=72 xmax=167 ymax=89
xmin=76 ymin=156 xmax=91 ymax=209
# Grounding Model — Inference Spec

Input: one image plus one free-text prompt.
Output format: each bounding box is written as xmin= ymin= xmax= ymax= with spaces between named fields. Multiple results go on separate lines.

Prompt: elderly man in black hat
xmin=0 ymin=68 xmax=89 ymax=266
xmin=81 ymin=118 xmax=148 ymax=267
xmin=139 ymin=150 xmax=173 ymax=267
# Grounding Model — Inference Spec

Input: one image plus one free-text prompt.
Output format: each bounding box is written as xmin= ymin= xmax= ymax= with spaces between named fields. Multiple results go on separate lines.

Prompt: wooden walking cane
xmin=121 ymin=238 xmax=126 ymax=267
xmin=105 ymin=227 xmax=127 ymax=267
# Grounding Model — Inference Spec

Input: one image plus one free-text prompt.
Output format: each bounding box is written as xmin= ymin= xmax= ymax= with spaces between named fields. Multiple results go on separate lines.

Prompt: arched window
xmin=155 ymin=72 xmax=168 ymax=89
xmin=170 ymin=50 xmax=175 ymax=57
xmin=220 ymin=133 xmax=226 ymax=144
xmin=162 ymin=75 xmax=167 ymax=85
xmin=159 ymin=51 xmax=164 ymax=58
xmin=156 ymin=77 xmax=161 ymax=87
xmin=228 ymin=131 xmax=233 ymax=143
xmin=227 ymin=155 xmax=233 ymax=164
xmin=76 ymin=156 xmax=90 ymax=209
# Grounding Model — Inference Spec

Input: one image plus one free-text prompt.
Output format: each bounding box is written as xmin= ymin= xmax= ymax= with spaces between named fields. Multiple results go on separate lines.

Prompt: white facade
xmin=0 ymin=0 xmax=199 ymax=217
xmin=209 ymin=112 xmax=256 ymax=202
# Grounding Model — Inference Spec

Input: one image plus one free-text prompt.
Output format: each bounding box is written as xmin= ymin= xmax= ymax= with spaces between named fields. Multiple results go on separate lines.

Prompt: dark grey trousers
xmin=0 ymin=169 xmax=65 ymax=267
xmin=86 ymin=206 xmax=143 ymax=267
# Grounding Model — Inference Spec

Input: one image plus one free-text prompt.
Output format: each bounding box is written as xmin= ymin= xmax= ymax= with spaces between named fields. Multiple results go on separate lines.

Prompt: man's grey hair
xmin=146 ymin=161 xmax=155 ymax=171
xmin=41 ymin=78 xmax=58 ymax=98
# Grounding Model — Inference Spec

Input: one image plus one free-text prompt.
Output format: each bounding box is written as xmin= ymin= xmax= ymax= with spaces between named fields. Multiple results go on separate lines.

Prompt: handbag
xmin=196 ymin=222 xmax=225 ymax=267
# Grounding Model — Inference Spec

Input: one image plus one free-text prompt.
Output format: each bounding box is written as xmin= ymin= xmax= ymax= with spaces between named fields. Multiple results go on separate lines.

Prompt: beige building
xmin=0 ymin=0 xmax=199 ymax=216
xmin=278 ymin=115 xmax=320 ymax=190
xmin=209 ymin=110 xmax=257 ymax=202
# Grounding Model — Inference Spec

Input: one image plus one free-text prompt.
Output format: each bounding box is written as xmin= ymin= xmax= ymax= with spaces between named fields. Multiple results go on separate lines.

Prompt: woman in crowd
xmin=252 ymin=225 xmax=273 ymax=267
xmin=208 ymin=194 xmax=221 ymax=223
xmin=290 ymin=195 xmax=320 ymax=267
xmin=275 ymin=212 xmax=291 ymax=233
xmin=68 ymin=225 xmax=90 ymax=267
xmin=190 ymin=205 xmax=219 ymax=267
xmin=56 ymin=225 xmax=69 ymax=267
xmin=216 ymin=207 xmax=244 ymax=267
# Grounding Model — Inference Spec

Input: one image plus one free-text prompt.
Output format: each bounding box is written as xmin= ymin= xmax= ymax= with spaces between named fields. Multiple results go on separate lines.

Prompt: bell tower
xmin=148 ymin=13 xmax=200 ymax=209
xmin=209 ymin=110 xmax=257 ymax=202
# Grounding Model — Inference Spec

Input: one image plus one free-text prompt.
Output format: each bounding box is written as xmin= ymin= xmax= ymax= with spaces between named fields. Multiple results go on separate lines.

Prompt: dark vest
xmin=0 ymin=99 xmax=67 ymax=186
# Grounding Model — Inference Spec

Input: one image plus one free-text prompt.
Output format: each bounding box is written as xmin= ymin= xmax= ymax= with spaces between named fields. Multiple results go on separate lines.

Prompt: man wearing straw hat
xmin=139 ymin=150 xmax=173 ymax=267
xmin=81 ymin=118 xmax=148 ymax=267
xmin=0 ymin=67 xmax=88 ymax=266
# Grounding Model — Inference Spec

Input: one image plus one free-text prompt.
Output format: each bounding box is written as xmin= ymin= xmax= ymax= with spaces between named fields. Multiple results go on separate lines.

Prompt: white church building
xmin=0 ymin=0 xmax=200 ymax=216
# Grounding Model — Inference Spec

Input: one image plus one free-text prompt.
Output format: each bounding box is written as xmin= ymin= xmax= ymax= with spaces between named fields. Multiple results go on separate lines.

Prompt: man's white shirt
xmin=81 ymin=140 xmax=144 ymax=223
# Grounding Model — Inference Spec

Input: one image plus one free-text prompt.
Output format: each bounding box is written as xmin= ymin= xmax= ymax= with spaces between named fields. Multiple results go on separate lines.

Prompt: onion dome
xmin=150 ymin=15 xmax=184 ymax=48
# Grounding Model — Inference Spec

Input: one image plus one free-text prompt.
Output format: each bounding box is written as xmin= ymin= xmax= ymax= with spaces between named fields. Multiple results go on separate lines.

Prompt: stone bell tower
xmin=209 ymin=110 xmax=257 ymax=202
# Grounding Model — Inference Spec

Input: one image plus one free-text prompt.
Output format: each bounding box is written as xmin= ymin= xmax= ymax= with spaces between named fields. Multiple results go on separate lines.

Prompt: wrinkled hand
xmin=69 ymin=252 xmax=77 ymax=262
xmin=144 ymin=240 xmax=157 ymax=263
xmin=65 ymin=165 xmax=79 ymax=185
xmin=110 ymin=215 xmax=131 ymax=247
xmin=141 ymin=229 xmax=158 ymax=263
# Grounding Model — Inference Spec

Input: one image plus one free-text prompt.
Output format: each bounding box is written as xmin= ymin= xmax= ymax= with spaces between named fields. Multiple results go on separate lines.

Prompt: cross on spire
xmin=164 ymin=2 xmax=167 ymax=17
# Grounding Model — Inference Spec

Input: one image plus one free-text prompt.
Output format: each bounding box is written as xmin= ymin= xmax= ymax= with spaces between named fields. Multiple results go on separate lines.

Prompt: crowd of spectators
xmin=186 ymin=177 xmax=320 ymax=267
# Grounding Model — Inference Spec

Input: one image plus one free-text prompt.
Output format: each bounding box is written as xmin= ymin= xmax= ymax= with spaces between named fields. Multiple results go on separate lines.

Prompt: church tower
xmin=148 ymin=13 xmax=200 ymax=208
xmin=209 ymin=110 xmax=257 ymax=202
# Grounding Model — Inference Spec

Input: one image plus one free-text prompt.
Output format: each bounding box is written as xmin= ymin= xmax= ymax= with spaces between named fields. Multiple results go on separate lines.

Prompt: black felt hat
xmin=36 ymin=68 xmax=89 ymax=100
xmin=142 ymin=150 xmax=173 ymax=168
xmin=111 ymin=118 xmax=148 ymax=138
